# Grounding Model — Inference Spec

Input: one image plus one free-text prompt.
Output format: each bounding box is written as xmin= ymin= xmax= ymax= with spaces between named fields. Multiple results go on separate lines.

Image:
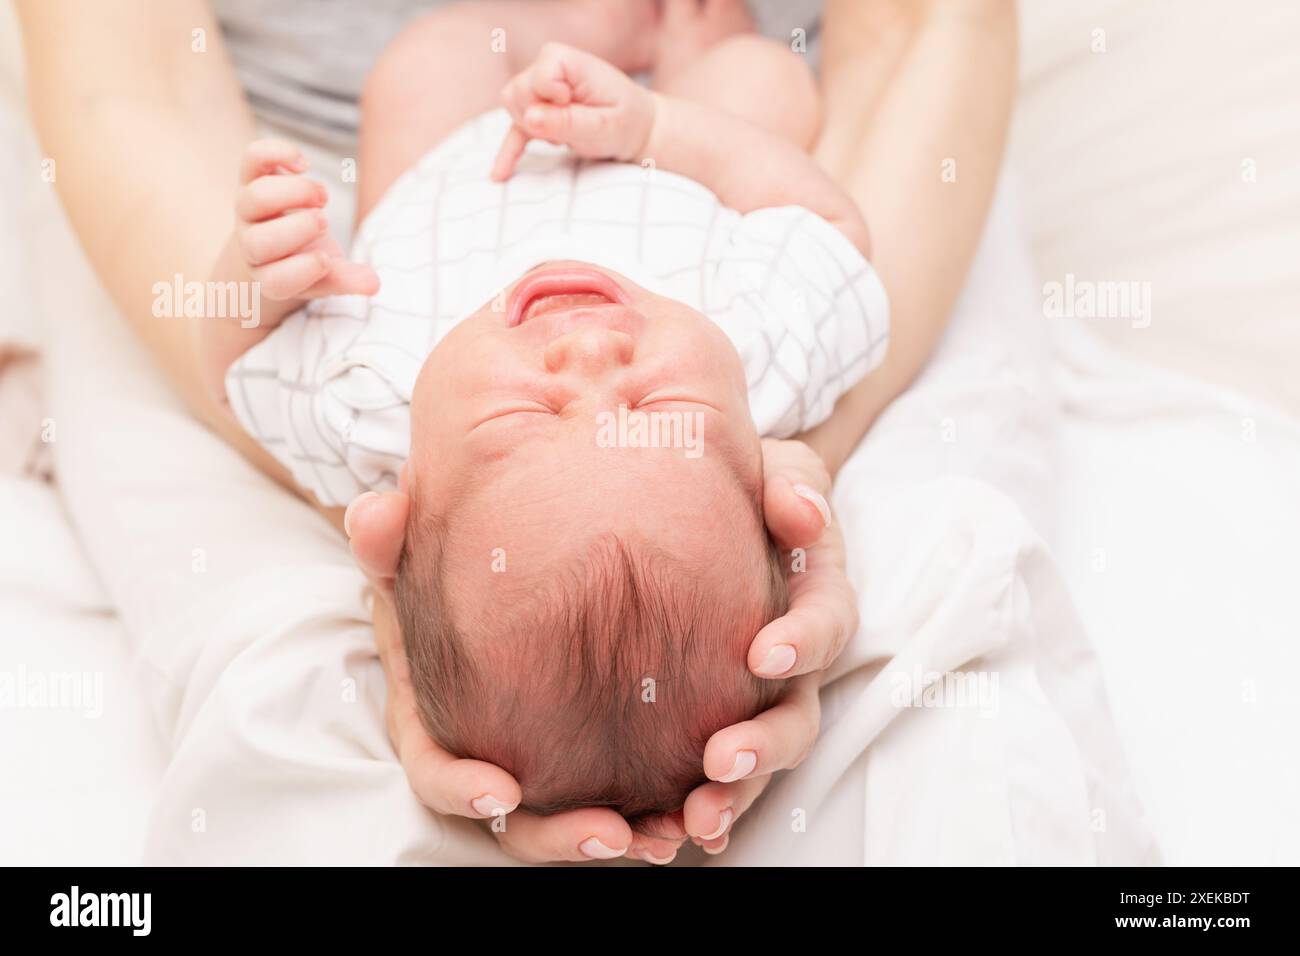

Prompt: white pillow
xmin=1014 ymin=0 xmax=1300 ymax=420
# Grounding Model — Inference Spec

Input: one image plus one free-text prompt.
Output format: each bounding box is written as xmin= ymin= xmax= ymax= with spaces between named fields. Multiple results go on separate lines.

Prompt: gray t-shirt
xmin=213 ymin=0 xmax=823 ymax=148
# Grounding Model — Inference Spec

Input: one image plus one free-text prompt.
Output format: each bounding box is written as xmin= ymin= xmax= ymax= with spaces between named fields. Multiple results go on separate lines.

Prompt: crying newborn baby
xmin=205 ymin=23 xmax=887 ymax=819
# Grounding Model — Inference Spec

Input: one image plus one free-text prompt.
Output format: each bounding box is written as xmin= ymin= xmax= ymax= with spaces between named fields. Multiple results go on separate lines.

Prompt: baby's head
xmin=394 ymin=262 xmax=787 ymax=818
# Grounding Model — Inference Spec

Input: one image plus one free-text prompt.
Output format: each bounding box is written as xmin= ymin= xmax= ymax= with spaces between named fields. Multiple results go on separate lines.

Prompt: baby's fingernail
xmin=700 ymin=807 xmax=733 ymax=841
xmin=316 ymin=212 xmax=329 ymax=229
xmin=579 ymin=837 xmax=627 ymax=860
xmin=703 ymin=835 xmax=731 ymax=856
xmin=716 ymin=751 xmax=757 ymax=784
xmin=792 ymin=483 xmax=831 ymax=527
xmin=343 ymin=491 xmax=378 ymax=537
xmin=756 ymin=643 xmax=797 ymax=677
xmin=470 ymin=794 xmax=516 ymax=817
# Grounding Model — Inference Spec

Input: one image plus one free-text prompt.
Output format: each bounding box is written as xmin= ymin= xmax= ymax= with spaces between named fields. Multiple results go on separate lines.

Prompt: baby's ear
xmin=345 ymin=489 xmax=411 ymax=594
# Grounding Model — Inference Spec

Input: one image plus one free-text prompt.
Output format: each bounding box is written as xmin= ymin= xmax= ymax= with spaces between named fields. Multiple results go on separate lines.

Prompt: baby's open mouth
xmin=523 ymin=291 xmax=614 ymax=322
xmin=507 ymin=264 xmax=631 ymax=327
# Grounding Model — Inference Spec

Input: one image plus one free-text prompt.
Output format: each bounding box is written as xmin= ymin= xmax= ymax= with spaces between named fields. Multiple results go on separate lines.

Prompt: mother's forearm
xmin=803 ymin=0 xmax=1019 ymax=477
xmin=17 ymin=0 xmax=292 ymax=485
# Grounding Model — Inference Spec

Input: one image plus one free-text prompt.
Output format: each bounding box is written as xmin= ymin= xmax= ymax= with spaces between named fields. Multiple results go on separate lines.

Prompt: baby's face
xmin=407 ymin=261 xmax=766 ymax=611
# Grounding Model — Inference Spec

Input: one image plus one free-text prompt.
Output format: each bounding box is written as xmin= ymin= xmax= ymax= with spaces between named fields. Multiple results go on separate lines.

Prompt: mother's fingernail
xmin=471 ymin=794 xmax=516 ymax=817
xmin=640 ymin=849 xmax=677 ymax=866
xmin=703 ymin=835 xmax=731 ymax=856
xmin=792 ymin=483 xmax=832 ymax=527
xmin=579 ymin=837 xmax=627 ymax=860
xmin=700 ymin=807 xmax=733 ymax=841
xmin=716 ymin=751 xmax=757 ymax=783
xmin=343 ymin=491 xmax=378 ymax=537
xmin=756 ymin=643 xmax=797 ymax=677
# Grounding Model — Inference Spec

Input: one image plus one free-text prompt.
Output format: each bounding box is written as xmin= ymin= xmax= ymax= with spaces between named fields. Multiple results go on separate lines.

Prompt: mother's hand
xmin=346 ymin=487 xmax=686 ymax=865
xmin=677 ymin=438 xmax=858 ymax=853
xmin=345 ymin=436 xmax=857 ymax=863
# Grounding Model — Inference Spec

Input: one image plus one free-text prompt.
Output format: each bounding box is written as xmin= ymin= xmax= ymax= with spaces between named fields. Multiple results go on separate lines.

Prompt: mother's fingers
xmin=387 ymin=676 xmax=522 ymax=818
xmin=681 ymin=774 xmax=772 ymax=843
xmin=404 ymin=747 xmax=523 ymax=821
xmin=377 ymin=617 xmax=524 ymax=819
xmin=344 ymin=490 xmax=409 ymax=591
xmin=494 ymin=806 xmax=634 ymax=864
xmin=749 ymin=520 xmax=857 ymax=679
xmin=748 ymin=578 xmax=858 ymax=678
xmin=702 ymin=673 xmax=820 ymax=782
xmin=763 ymin=474 xmax=831 ymax=551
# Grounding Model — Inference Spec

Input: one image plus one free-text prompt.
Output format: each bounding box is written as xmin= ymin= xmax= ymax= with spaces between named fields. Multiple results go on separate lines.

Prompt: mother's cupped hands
xmin=345 ymin=439 xmax=857 ymax=863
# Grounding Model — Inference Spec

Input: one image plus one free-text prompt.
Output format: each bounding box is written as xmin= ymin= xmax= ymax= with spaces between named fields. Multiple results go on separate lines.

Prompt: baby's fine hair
xmin=395 ymin=507 xmax=788 ymax=821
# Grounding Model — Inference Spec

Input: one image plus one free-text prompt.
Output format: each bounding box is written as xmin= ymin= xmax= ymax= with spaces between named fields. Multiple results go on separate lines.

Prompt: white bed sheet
xmin=0 ymin=477 xmax=165 ymax=865
xmin=1052 ymin=326 xmax=1300 ymax=865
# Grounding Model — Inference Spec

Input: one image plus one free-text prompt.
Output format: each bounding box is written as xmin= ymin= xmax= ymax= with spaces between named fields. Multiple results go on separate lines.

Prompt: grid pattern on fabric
xmin=227 ymin=109 xmax=888 ymax=506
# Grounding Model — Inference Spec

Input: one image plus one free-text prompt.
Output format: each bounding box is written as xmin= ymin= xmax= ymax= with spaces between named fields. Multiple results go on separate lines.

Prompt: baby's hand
xmin=198 ymin=141 xmax=380 ymax=405
xmin=235 ymin=139 xmax=379 ymax=302
xmin=490 ymin=43 xmax=657 ymax=181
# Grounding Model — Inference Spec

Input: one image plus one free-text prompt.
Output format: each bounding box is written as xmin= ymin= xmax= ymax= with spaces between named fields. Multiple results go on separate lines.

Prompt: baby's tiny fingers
xmin=518 ymin=103 xmax=613 ymax=156
xmin=239 ymin=209 xmax=328 ymax=266
xmin=240 ymin=138 xmax=307 ymax=184
xmin=250 ymin=251 xmax=331 ymax=301
xmin=526 ymin=56 xmax=572 ymax=106
xmin=489 ymin=125 xmax=531 ymax=182
xmin=237 ymin=175 xmax=327 ymax=224
xmin=519 ymin=103 xmax=575 ymax=144
xmin=304 ymin=259 xmax=381 ymax=299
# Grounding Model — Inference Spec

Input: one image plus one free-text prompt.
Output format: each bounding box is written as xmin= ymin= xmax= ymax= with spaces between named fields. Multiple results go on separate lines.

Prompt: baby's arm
xmin=490 ymin=44 xmax=870 ymax=257
xmin=198 ymin=140 xmax=379 ymax=404
xmin=641 ymin=94 xmax=871 ymax=256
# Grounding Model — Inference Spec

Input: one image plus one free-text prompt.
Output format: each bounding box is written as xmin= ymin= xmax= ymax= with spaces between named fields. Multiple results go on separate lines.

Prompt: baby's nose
xmin=543 ymin=326 xmax=635 ymax=375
